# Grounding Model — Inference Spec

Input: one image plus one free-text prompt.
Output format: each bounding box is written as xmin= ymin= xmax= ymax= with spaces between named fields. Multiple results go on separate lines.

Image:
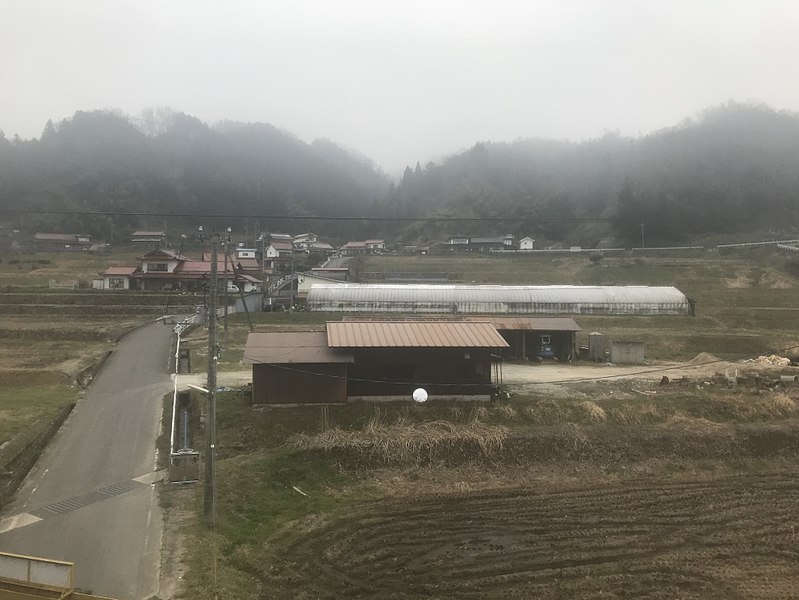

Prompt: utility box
xmin=588 ymin=332 xmax=606 ymax=362
xmin=178 ymin=348 xmax=191 ymax=374
xmin=169 ymin=451 xmax=200 ymax=483
xmin=609 ymin=341 xmax=645 ymax=364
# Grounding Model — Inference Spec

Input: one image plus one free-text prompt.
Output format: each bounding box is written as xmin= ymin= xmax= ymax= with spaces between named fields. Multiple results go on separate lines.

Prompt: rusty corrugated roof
xmin=326 ymin=321 xmax=509 ymax=348
xmin=245 ymin=331 xmax=354 ymax=364
xmin=487 ymin=317 xmax=581 ymax=332
xmin=177 ymin=261 xmax=234 ymax=274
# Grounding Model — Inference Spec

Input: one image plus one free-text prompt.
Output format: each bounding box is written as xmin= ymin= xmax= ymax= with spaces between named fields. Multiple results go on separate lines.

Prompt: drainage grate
xmin=98 ymin=481 xmax=137 ymax=497
xmin=31 ymin=479 xmax=144 ymax=520
xmin=37 ymin=498 xmax=87 ymax=516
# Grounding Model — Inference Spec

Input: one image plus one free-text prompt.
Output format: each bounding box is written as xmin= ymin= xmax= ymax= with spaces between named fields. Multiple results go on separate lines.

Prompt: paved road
xmin=324 ymin=256 xmax=353 ymax=269
xmin=0 ymin=321 xmax=174 ymax=599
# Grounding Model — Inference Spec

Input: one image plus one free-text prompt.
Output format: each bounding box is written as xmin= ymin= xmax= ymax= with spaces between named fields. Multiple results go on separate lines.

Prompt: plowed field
xmin=264 ymin=470 xmax=799 ymax=599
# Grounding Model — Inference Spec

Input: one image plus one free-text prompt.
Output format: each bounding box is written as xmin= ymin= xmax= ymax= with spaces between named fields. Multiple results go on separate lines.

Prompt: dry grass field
xmin=3 ymin=245 xmax=799 ymax=598
xmin=176 ymin=381 xmax=799 ymax=599
xmin=167 ymin=248 xmax=799 ymax=599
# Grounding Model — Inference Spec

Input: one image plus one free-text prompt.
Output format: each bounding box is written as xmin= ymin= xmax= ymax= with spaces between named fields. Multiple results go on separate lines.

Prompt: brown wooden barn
xmin=245 ymin=331 xmax=353 ymax=406
xmin=327 ymin=320 xmax=508 ymax=401
xmin=244 ymin=320 xmax=509 ymax=405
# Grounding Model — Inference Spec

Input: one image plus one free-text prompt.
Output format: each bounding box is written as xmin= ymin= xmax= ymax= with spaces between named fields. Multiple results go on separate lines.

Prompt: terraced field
xmin=263 ymin=468 xmax=799 ymax=599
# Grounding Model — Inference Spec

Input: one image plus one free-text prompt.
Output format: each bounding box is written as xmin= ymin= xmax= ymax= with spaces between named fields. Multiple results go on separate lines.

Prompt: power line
xmin=0 ymin=207 xmax=757 ymax=223
xmin=241 ymin=343 xmax=799 ymax=390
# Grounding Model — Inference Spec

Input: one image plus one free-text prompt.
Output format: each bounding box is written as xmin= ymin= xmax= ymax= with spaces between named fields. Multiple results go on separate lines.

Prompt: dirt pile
xmin=688 ymin=352 xmax=721 ymax=365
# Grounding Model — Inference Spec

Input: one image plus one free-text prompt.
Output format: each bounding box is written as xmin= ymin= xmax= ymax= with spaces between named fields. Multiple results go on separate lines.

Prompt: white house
xmin=101 ymin=266 xmax=137 ymax=289
xmin=265 ymin=241 xmax=293 ymax=259
xmin=236 ymin=247 xmax=257 ymax=260
xmin=365 ymin=239 xmax=386 ymax=253
xmin=520 ymin=237 xmax=535 ymax=250
xmin=139 ymin=248 xmax=186 ymax=274
xmin=293 ymin=233 xmax=318 ymax=250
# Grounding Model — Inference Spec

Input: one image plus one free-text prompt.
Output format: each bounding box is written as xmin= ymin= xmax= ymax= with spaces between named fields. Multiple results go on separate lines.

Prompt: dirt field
xmin=259 ymin=463 xmax=799 ymax=599
xmin=177 ymin=360 xmax=799 ymax=599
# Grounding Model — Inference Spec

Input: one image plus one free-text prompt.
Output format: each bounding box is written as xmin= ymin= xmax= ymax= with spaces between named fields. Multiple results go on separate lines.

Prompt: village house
xmin=263 ymin=240 xmax=293 ymax=272
xmin=364 ymin=239 xmax=386 ymax=254
xmin=34 ymin=233 xmax=92 ymax=250
xmin=130 ymin=230 xmax=166 ymax=245
xmin=99 ymin=248 xmax=261 ymax=292
xmin=339 ymin=241 xmax=367 ymax=256
xmin=340 ymin=239 xmax=386 ymax=255
xmin=447 ymin=234 xmax=515 ymax=252
xmin=292 ymin=233 xmax=318 ymax=250
xmin=292 ymin=233 xmax=335 ymax=255
xmin=305 ymin=241 xmax=336 ymax=254
xmin=448 ymin=234 xmax=470 ymax=246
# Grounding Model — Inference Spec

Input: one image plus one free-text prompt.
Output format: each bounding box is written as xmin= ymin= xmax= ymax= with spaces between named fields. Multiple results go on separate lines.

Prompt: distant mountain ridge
xmin=0 ymin=103 xmax=797 ymax=246
xmin=0 ymin=109 xmax=391 ymax=239
xmin=387 ymin=102 xmax=799 ymax=246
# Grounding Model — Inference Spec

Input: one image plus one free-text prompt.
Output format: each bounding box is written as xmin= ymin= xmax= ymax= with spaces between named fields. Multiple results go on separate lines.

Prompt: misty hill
xmin=389 ymin=103 xmax=799 ymax=246
xmin=0 ymin=109 xmax=391 ymax=239
xmin=1 ymin=103 xmax=798 ymax=247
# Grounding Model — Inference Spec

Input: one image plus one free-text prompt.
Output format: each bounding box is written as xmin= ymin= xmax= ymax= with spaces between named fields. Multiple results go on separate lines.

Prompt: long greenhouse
xmin=307 ymin=283 xmax=695 ymax=316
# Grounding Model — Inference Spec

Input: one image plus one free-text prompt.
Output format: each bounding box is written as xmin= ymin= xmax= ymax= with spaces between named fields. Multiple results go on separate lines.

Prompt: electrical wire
xmin=240 ymin=343 xmax=799 ymax=389
xmin=0 ymin=207 xmax=757 ymax=224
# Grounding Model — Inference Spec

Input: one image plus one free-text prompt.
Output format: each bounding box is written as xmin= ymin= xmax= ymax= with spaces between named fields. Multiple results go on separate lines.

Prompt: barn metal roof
xmin=487 ymin=317 xmax=581 ymax=331
xmin=326 ymin=321 xmax=509 ymax=348
xmin=244 ymin=331 xmax=354 ymax=364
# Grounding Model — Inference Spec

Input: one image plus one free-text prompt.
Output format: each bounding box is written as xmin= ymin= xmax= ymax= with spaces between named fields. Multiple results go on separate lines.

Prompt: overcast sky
xmin=2 ymin=0 xmax=798 ymax=173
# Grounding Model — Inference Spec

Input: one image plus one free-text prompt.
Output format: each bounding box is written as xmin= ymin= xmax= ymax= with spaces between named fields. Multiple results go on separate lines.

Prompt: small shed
xmin=101 ymin=266 xmax=137 ymax=290
xmin=609 ymin=341 xmax=645 ymax=364
xmin=244 ymin=331 xmax=354 ymax=405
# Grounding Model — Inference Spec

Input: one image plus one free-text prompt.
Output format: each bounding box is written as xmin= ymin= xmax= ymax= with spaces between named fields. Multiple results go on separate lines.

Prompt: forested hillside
xmin=0 ymin=109 xmax=391 ymax=240
xmin=389 ymin=102 xmax=799 ymax=246
xmin=1 ymin=103 xmax=797 ymax=246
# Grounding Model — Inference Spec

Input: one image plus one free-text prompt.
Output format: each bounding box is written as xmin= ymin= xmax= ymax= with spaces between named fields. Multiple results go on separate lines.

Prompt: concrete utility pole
xmin=223 ymin=227 xmax=231 ymax=341
xmin=204 ymin=230 xmax=218 ymax=526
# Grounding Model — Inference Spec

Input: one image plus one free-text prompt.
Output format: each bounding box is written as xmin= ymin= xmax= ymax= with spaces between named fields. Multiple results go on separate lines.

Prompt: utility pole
xmin=223 ymin=227 xmax=231 ymax=341
xmin=204 ymin=230 xmax=218 ymax=526
xmin=641 ymin=222 xmax=645 ymax=249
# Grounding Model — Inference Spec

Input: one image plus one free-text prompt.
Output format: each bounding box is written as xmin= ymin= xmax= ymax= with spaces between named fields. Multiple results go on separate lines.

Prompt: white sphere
xmin=412 ymin=388 xmax=428 ymax=403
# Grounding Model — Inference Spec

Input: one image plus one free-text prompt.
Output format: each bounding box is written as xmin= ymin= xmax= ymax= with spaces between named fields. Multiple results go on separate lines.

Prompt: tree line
xmin=1 ymin=102 xmax=797 ymax=247
xmin=0 ymin=109 xmax=391 ymax=242
xmin=388 ymin=102 xmax=799 ymax=246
